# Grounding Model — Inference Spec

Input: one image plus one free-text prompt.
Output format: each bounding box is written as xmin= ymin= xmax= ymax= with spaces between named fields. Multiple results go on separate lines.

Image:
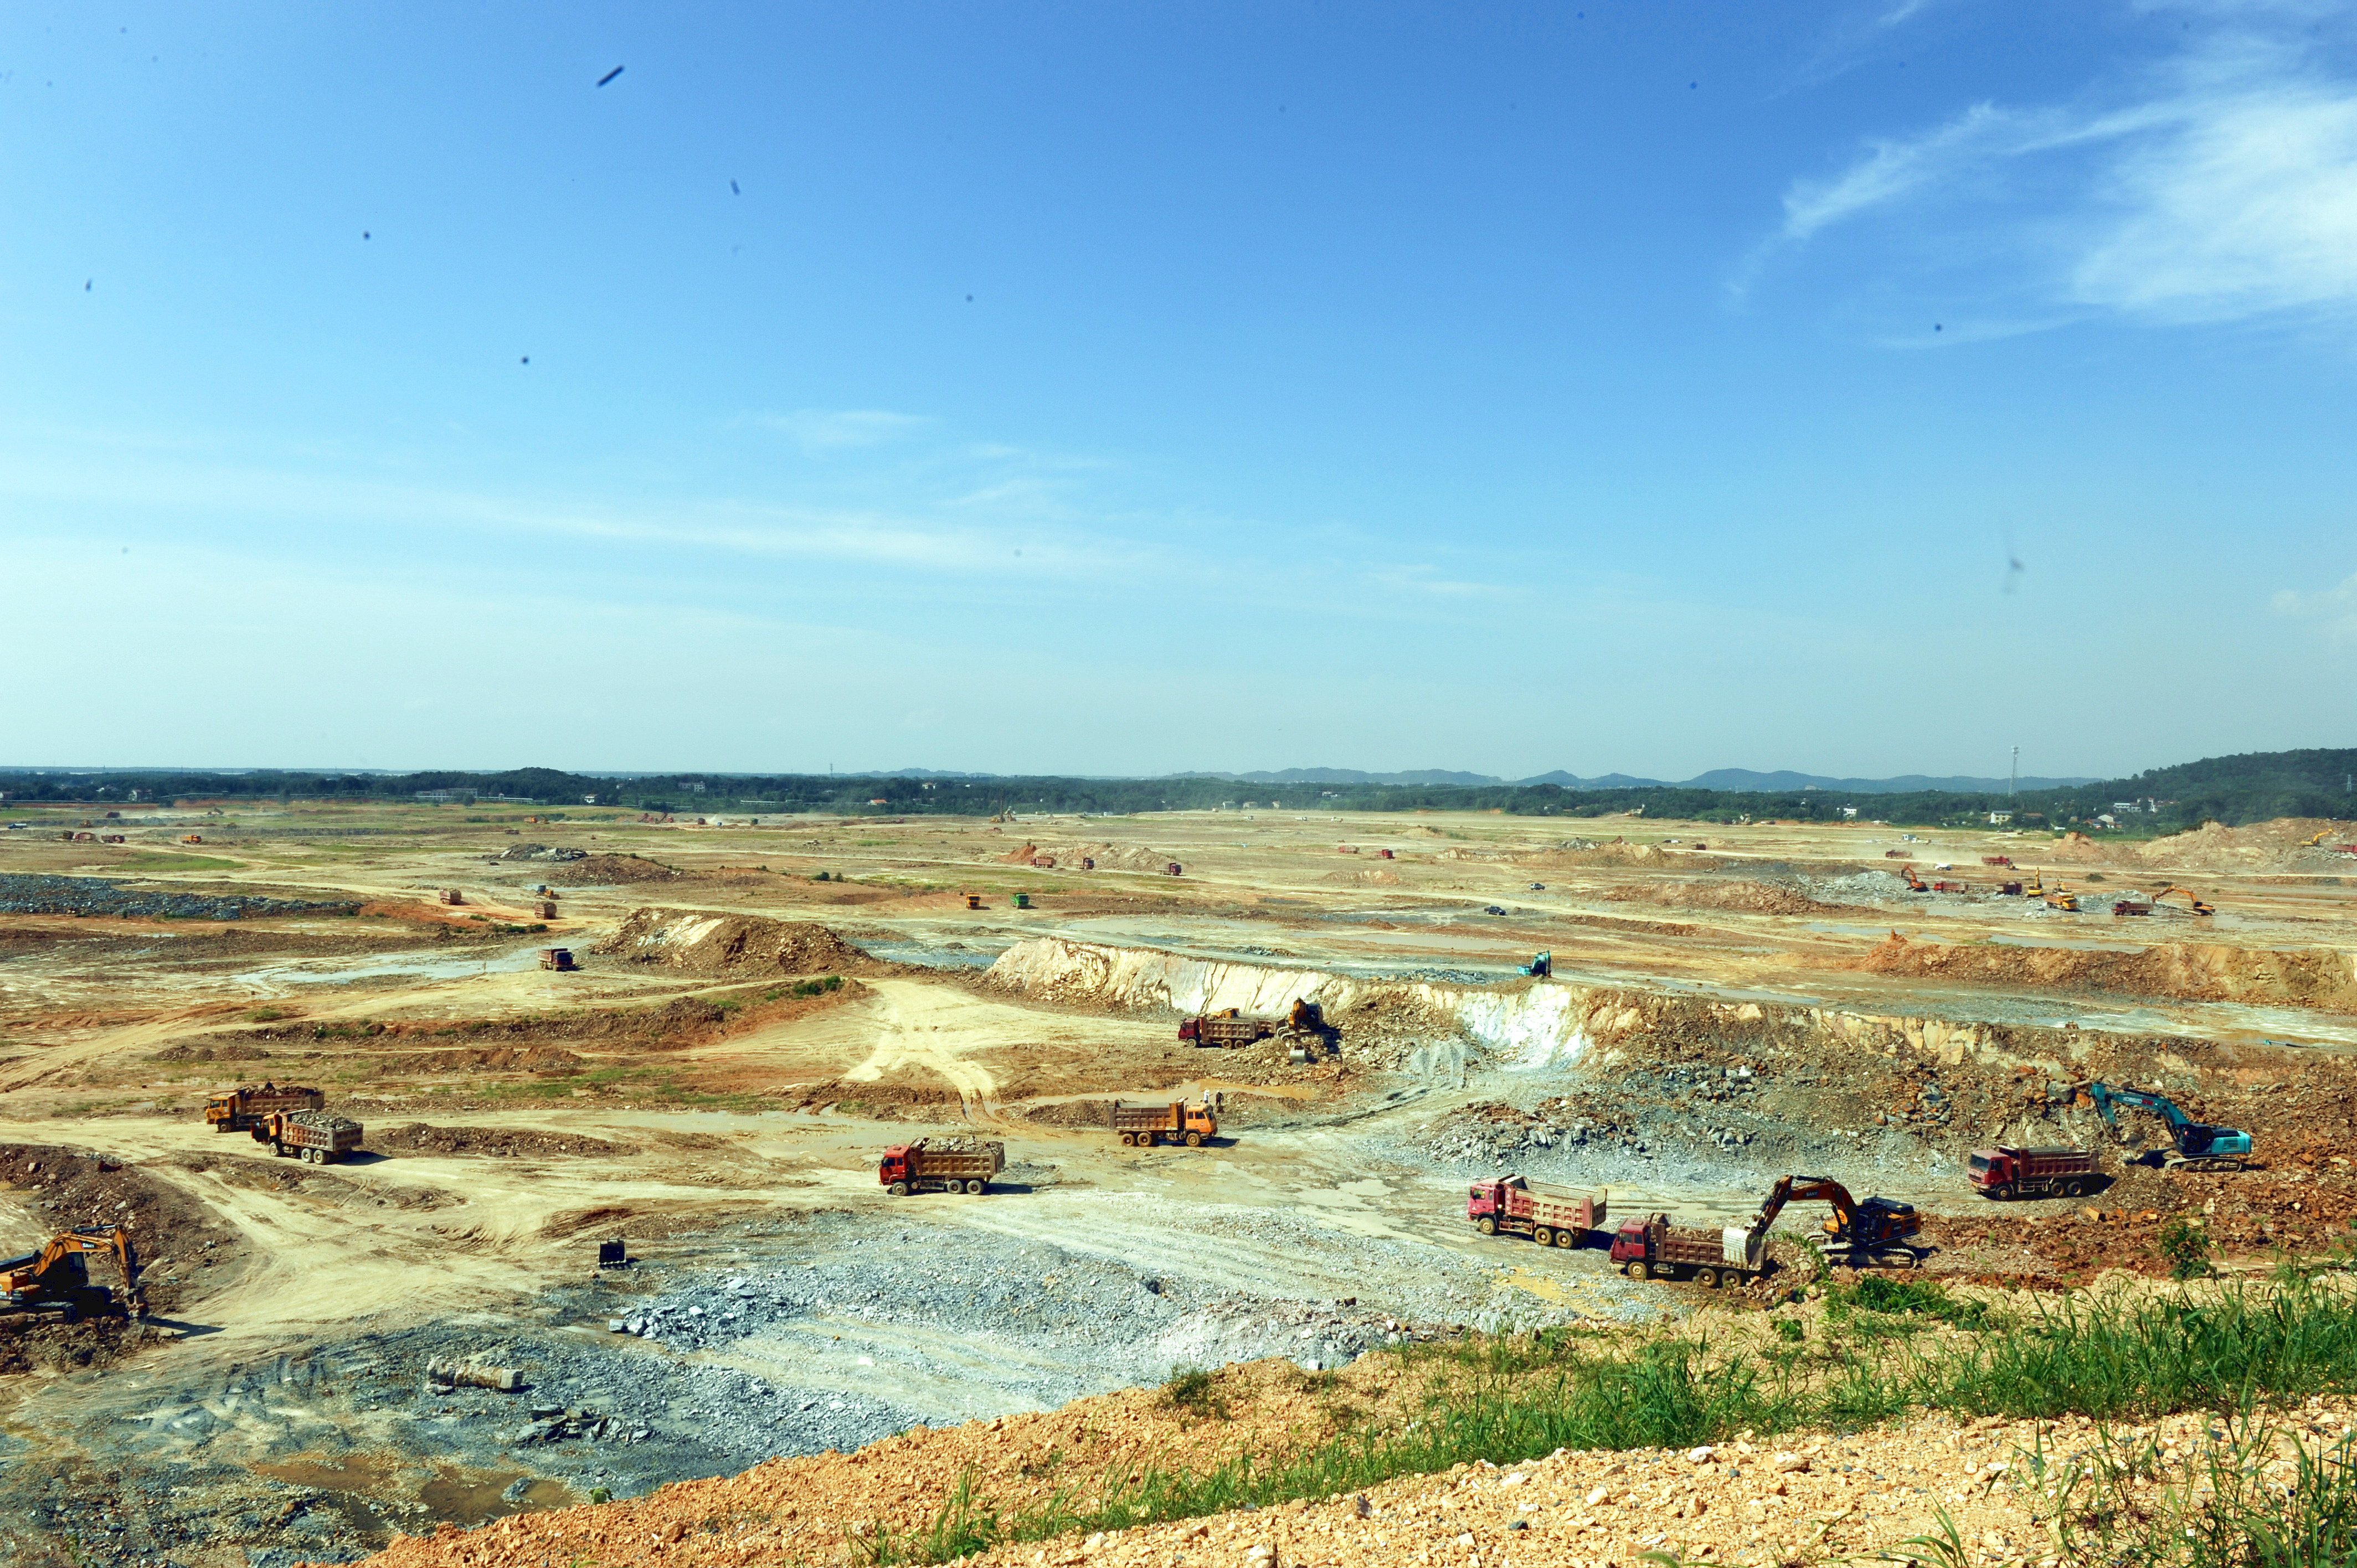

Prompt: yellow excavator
xmin=2301 ymin=828 xmax=2334 ymax=849
xmin=2153 ymin=885 xmax=2216 ymax=916
xmin=2031 ymin=871 xmax=2079 ymax=911
xmin=0 ymin=1226 xmax=145 ymax=1322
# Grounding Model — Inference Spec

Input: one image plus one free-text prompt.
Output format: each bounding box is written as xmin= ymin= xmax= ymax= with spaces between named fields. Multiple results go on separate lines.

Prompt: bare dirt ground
xmin=0 ymin=801 xmax=2351 ymax=1566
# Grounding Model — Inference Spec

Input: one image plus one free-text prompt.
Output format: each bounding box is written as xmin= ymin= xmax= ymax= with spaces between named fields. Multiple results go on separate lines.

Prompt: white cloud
xmin=1768 ymin=22 xmax=2357 ymax=329
xmin=2272 ymin=572 xmax=2357 ymax=640
xmin=752 ymin=408 xmax=932 ymax=450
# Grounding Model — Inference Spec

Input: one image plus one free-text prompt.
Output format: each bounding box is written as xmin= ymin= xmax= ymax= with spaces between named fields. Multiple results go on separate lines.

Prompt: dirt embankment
xmin=2136 ymin=818 xmax=2351 ymax=872
xmin=1606 ymin=879 xmax=1856 ymax=916
xmin=558 ymin=854 xmax=682 ymax=885
xmin=156 ymin=987 xmax=871 ymax=1075
xmin=1845 ymin=932 xmax=2357 ymax=1010
xmin=373 ymin=1123 xmax=642 ymax=1158
xmin=598 ymin=909 xmax=877 ymax=976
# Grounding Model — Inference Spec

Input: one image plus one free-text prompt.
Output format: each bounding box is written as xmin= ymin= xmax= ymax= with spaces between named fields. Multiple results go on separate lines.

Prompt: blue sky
xmin=5 ymin=1 xmax=2355 ymax=780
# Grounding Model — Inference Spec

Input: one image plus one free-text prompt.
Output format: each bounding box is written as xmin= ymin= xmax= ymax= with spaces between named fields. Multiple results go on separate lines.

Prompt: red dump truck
xmin=878 ymin=1138 xmax=1005 ymax=1196
xmin=253 ymin=1109 xmax=364 ymax=1164
xmin=205 ymin=1083 xmax=325 ymax=1133
xmin=1180 ymin=1010 xmax=1275 ymax=1048
xmin=1466 ymin=1176 xmax=1608 ymax=1248
xmin=1608 ymin=1213 xmax=1769 ymax=1288
xmin=1967 ymin=1146 xmax=2096 ymax=1200
xmin=1111 ymin=1094 xmax=1221 ymax=1148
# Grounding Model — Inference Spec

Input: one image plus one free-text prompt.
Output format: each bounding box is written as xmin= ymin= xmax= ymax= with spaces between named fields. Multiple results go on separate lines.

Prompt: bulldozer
xmin=1 ymin=1226 xmax=145 ymax=1323
xmin=2152 ymin=885 xmax=2216 ymax=917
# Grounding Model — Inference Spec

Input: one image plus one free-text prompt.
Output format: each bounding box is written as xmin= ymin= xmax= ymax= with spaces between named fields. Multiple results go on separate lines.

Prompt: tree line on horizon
xmin=1 ymin=749 xmax=2350 ymax=832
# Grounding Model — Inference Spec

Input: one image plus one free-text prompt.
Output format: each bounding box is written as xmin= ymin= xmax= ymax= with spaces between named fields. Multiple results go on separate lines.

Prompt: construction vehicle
xmin=1982 ymin=856 xmax=2014 ymax=868
xmin=965 ymin=893 xmax=984 ymax=910
xmin=2153 ymin=885 xmax=2215 ymax=916
xmin=877 ymin=1137 xmax=1004 ymax=1195
xmin=1466 ymin=1176 xmax=1606 ymax=1247
xmin=182 ymin=834 xmax=203 ymax=844
xmin=1996 ymin=881 xmax=2024 ymax=896
xmin=253 ymin=1108 xmax=364 ymax=1164
xmin=2113 ymin=899 xmax=2154 ymax=916
xmin=2082 ymin=1083 xmax=2252 ymax=1172
xmin=205 ymin=1082 xmax=325 ymax=1133
xmin=1932 ymin=880 xmax=1970 ymax=894
xmin=1899 ymin=865 xmax=1928 ymax=892
xmin=1609 ymin=1212 xmax=1769 ymax=1288
xmin=438 ymin=889 xmax=465 ymax=905
xmin=2030 ymin=873 xmax=2079 ymax=911
xmin=1111 ymin=1092 xmax=1221 ymax=1147
xmin=1751 ymin=1174 xmax=1927 ymax=1268
xmin=1518 ymin=952 xmax=1552 ymax=978
xmin=1010 ymin=892 xmax=1032 ymax=910
xmin=2301 ymin=828 xmax=2334 ymax=848
xmin=1 ymin=1226 xmax=143 ymax=1323
xmin=539 ymin=947 xmax=576 ymax=971
xmin=1180 ymin=1009 xmax=1275 ymax=1048
xmin=1967 ymin=1146 xmax=2097 ymax=1200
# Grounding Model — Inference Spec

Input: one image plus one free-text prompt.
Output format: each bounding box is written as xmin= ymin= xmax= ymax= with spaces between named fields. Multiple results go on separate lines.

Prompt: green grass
xmin=107 ymin=852 xmax=241 ymax=871
xmin=2050 ymin=1419 xmax=2357 ymax=1567
xmin=846 ymin=1276 xmax=2357 ymax=1565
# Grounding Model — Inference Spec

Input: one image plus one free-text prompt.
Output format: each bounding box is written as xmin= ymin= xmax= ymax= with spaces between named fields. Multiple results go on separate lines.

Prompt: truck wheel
xmin=1531 ymin=1227 xmax=1553 ymax=1249
xmin=2061 ymin=1179 xmax=2085 ymax=1198
xmin=1185 ymin=1132 xmax=1203 ymax=1148
xmin=1620 ymin=1261 xmax=1642 ymax=1278
xmin=1118 ymin=1132 xmax=1135 ymax=1147
xmin=888 ymin=1181 xmax=909 ymax=1196
xmin=1555 ymin=1230 xmax=1577 ymax=1249
xmin=1476 ymin=1217 xmax=1497 ymax=1236
xmin=964 ymin=1179 xmax=984 ymax=1194
xmin=1696 ymin=1268 xmax=1720 ymax=1290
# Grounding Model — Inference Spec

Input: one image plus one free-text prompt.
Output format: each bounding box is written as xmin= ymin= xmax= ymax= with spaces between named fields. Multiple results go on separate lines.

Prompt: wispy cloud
xmin=2272 ymin=572 xmax=2357 ymax=641
xmin=751 ymin=408 xmax=932 ymax=450
xmin=1762 ymin=19 xmax=2357 ymax=331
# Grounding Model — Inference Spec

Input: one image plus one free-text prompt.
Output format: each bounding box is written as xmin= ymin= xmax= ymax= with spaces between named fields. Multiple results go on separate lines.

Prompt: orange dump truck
xmin=878 ymin=1138 xmax=1005 ymax=1196
xmin=1111 ymin=1094 xmax=1221 ymax=1148
xmin=254 ymin=1109 xmax=364 ymax=1164
xmin=205 ymin=1083 xmax=325 ymax=1133
xmin=1466 ymin=1176 xmax=1607 ymax=1248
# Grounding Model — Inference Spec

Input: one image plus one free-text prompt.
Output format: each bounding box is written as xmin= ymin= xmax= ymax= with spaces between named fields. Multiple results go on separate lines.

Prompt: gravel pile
xmin=0 ymin=873 xmax=357 ymax=921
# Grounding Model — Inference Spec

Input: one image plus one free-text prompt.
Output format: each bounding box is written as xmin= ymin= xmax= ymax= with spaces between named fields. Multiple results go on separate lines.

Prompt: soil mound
xmin=598 ymin=907 xmax=872 ymax=976
xmin=559 ymin=854 xmax=680 ymax=885
xmin=1851 ymin=931 xmax=2357 ymax=1009
xmin=1608 ymin=879 xmax=1847 ymax=916
xmin=2134 ymin=817 xmax=2349 ymax=872
xmin=375 ymin=1123 xmax=641 ymax=1158
xmin=2043 ymin=831 xmax=2111 ymax=863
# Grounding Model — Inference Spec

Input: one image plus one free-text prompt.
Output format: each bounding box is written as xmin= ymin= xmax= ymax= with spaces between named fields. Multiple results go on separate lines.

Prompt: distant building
xmin=1838 ymin=806 xmax=1859 ymax=819
xmin=2112 ymin=801 xmax=2140 ymax=813
xmin=1988 ymin=811 xmax=2013 ymax=825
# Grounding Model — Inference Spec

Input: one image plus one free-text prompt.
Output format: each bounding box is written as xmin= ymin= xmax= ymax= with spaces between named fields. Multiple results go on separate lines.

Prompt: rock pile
xmin=0 ymin=873 xmax=357 ymax=921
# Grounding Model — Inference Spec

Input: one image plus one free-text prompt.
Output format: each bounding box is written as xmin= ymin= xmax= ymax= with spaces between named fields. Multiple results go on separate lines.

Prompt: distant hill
xmin=1187 ymin=766 xmax=2098 ymax=793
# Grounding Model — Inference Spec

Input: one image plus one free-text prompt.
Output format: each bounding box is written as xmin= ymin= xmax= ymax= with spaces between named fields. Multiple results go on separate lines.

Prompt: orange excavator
xmin=1899 ymin=864 xmax=1928 ymax=893
xmin=1750 ymin=1175 xmax=1927 ymax=1269
xmin=1 ymin=1226 xmax=145 ymax=1322
xmin=2153 ymin=885 xmax=2216 ymax=917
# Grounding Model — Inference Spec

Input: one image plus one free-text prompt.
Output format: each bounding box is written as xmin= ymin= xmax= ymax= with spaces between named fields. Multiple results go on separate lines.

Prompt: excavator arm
xmin=1749 ymin=1175 xmax=1857 ymax=1237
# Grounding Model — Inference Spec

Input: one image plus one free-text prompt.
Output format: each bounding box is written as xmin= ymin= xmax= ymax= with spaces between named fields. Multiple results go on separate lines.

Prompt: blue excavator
xmin=2082 ymin=1082 xmax=2253 ymax=1173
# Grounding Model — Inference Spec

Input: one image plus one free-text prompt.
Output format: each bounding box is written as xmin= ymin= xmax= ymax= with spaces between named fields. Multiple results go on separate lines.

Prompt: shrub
xmin=2159 ymin=1217 xmax=2213 ymax=1281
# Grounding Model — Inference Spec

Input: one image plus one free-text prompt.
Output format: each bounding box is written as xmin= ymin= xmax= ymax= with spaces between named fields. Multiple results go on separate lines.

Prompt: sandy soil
xmin=0 ymin=801 xmax=2351 ymax=1565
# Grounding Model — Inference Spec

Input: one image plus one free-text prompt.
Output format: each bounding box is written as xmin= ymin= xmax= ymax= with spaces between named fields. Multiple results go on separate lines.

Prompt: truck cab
xmin=1465 ymin=1176 xmax=1517 ymax=1227
xmin=1180 ymin=1100 xmax=1218 ymax=1139
xmin=877 ymin=1146 xmax=918 ymax=1188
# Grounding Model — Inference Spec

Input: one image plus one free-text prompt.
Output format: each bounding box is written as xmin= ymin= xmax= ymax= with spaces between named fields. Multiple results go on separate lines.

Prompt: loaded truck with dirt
xmin=1111 ymin=1094 xmax=1221 ymax=1147
xmin=1466 ymin=1175 xmax=1606 ymax=1248
xmin=1179 ymin=1010 xmax=1274 ymax=1048
xmin=878 ymin=1138 xmax=1005 ymax=1195
xmin=1609 ymin=1213 xmax=1768 ymax=1287
xmin=253 ymin=1109 xmax=364 ymax=1164
xmin=205 ymin=1082 xmax=325 ymax=1132
xmin=1967 ymin=1146 xmax=2097 ymax=1199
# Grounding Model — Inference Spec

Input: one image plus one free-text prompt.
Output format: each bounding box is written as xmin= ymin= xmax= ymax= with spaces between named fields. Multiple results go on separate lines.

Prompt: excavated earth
xmin=0 ymin=803 xmax=2351 ymax=1566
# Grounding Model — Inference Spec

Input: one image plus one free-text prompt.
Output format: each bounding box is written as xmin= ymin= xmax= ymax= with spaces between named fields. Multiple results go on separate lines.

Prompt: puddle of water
xmin=234 ymin=943 xmax=553 ymax=988
xmin=418 ymin=1464 xmax=575 ymax=1525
